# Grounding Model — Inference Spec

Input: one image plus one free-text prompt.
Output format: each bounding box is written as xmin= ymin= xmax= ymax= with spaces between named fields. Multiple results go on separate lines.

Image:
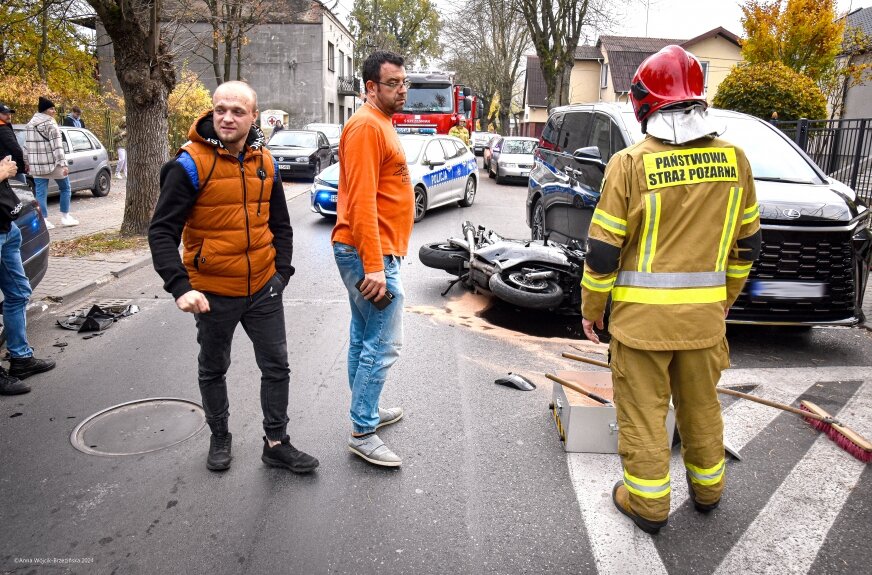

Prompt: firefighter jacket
xmin=581 ymin=135 xmax=761 ymax=350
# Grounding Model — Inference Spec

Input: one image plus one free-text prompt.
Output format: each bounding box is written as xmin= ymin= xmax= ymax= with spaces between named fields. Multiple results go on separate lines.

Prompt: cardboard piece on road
xmin=551 ymin=370 xmax=676 ymax=453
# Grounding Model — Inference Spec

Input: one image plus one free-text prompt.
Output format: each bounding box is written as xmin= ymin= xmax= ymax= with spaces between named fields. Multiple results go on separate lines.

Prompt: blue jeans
xmin=33 ymin=176 xmax=71 ymax=218
xmin=0 ymin=223 xmax=33 ymax=359
xmin=333 ymin=242 xmax=405 ymax=434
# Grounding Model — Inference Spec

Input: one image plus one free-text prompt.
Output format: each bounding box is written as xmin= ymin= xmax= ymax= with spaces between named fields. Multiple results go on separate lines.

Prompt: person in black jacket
xmin=0 ymin=156 xmax=56 ymax=395
xmin=62 ymin=106 xmax=85 ymax=129
xmin=0 ymin=103 xmax=26 ymax=184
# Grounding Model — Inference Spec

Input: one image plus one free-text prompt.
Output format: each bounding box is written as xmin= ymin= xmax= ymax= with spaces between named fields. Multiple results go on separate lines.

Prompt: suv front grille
xmin=730 ymin=228 xmax=857 ymax=323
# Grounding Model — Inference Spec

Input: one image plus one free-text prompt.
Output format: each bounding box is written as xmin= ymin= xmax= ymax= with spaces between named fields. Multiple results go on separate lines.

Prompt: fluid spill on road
xmin=407 ymin=292 xmax=606 ymax=357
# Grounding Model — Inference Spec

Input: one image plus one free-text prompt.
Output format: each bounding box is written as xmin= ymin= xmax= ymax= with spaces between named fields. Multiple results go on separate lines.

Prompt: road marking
xmin=712 ymin=381 xmax=871 ymax=575
xmin=564 ymin=366 xmax=871 ymax=575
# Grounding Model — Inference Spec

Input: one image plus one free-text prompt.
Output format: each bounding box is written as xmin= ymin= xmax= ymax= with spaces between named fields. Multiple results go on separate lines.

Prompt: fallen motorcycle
xmin=419 ymin=221 xmax=586 ymax=311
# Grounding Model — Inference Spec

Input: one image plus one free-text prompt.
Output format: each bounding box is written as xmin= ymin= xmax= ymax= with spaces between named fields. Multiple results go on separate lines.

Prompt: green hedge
xmin=713 ymin=61 xmax=827 ymax=122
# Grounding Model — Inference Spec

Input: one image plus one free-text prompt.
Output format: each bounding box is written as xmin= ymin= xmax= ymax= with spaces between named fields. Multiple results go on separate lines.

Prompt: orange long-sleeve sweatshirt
xmin=331 ymin=102 xmax=414 ymax=273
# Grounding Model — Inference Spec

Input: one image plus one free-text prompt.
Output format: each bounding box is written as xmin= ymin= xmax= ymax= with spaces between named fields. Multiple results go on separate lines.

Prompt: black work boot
xmin=261 ymin=436 xmax=319 ymax=473
xmin=206 ymin=432 xmax=233 ymax=471
xmin=8 ymin=356 xmax=56 ymax=380
xmin=0 ymin=367 xmax=30 ymax=395
xmin=612 ymin=481 xmax=668 ymax=535
xmin=686 ymin=473 xmax=720 ymax=513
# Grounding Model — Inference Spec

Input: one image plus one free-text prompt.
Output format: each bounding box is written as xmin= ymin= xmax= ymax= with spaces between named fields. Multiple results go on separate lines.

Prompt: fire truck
xmin=392 ymin=71 xmax=479 ymax=136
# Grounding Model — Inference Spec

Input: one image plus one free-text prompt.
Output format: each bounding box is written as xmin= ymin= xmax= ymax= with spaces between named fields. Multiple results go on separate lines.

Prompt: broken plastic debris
xmin=56 ymin=304 xmax=140 ymax=333
xmin=494 ymin=372 xmax=536 ymax=391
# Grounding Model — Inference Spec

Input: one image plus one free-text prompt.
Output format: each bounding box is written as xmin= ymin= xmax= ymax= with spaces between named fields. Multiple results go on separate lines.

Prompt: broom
xmin=562 ymin=351 xmax=872 ymax=464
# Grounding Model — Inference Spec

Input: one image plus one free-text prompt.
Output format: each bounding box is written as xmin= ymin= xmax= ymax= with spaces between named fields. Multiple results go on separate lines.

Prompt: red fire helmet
xmin=630 ymin=45 xmax=707 ymax=123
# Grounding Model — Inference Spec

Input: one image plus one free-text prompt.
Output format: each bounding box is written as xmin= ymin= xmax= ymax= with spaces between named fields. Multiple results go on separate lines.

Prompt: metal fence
xmin=778 ymin=117 xmax=872 ymax=204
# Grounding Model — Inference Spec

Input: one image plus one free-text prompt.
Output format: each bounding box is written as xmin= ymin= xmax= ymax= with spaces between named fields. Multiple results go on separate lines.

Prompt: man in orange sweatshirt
xmin=332 ymin=51 xmax=413 ymax=467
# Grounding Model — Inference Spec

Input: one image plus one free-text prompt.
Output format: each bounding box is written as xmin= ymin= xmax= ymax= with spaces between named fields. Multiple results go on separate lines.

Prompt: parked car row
xmin=13 ymin=125 xmax=112 ymax=197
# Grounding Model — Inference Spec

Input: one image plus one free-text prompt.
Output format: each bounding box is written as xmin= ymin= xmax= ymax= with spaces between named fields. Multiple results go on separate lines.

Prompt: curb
xmin=27 ymin=254 xmax=153 ymax=321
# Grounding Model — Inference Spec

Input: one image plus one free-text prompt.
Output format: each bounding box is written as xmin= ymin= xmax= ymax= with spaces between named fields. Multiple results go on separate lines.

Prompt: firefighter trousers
xmin=610 ymin=337 xmax=731 ymax=521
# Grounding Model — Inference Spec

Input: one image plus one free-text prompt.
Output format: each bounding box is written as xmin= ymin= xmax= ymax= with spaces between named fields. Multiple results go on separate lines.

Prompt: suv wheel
xmin=531 ymin=198 xmax=546 ymax=240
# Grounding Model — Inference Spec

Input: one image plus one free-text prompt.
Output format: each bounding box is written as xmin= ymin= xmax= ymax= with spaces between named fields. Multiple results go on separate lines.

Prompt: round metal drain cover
xmin=71 ymin=397 xmax=206 ymax=456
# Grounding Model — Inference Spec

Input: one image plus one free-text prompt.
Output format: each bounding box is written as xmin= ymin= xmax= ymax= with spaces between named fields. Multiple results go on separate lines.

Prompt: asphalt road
xmin=1 ymin=162 xmax=870 ymax=575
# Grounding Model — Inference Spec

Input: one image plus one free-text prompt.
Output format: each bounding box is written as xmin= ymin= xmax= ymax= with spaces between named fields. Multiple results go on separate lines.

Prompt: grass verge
xmin=50 ymin=231 xmax=149 ymax=257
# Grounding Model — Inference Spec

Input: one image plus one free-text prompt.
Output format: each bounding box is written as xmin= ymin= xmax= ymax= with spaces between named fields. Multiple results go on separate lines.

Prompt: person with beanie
xmin=25 ymin=97 xmax=78 ymax=228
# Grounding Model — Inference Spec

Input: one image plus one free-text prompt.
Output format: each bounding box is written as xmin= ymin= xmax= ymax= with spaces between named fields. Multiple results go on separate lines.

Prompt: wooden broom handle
xmin=716 ymin=388 xmax=831 ymax=422
xmin=545 ymin=373 xmax=612 ymax=405
xmin=561 ymin=352 xmax=610 ymax=369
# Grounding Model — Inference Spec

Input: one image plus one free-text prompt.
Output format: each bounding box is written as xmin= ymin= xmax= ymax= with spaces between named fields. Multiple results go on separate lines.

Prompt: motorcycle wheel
xmin=419 ymin=242 xmax=467 ymax=275
xmin=489 ymin=270 xmax=564 ymax=309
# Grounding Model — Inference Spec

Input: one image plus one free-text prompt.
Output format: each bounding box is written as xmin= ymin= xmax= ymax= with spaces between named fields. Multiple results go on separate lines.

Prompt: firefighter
xmin=448 ymin=115 xmax=470 ymax=146
xmin=580 ymin=45 xmax=761 ymax=534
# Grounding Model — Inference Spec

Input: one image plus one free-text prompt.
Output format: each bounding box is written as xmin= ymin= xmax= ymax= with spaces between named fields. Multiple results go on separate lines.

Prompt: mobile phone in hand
xmin=355 ymin=278 xmax=394 ymax=310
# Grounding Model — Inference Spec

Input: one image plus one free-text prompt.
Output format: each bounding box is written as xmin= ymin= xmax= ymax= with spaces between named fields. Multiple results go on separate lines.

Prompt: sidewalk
xmin=28 ymin=178 xmax=313 ymax=308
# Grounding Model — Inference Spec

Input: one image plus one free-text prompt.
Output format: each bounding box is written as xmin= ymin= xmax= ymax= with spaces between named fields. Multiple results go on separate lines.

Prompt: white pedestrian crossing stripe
xmin=565 ymin=366 xmax=872 ymax=575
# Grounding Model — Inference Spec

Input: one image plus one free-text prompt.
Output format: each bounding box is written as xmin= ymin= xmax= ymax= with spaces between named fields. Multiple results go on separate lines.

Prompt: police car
xmin=310 ymin=134 xmax=478 ymax=221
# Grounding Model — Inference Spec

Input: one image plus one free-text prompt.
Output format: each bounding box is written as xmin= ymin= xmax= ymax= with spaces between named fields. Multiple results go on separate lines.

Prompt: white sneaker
xmin=44 ymin=220 xmax=55 ymax=230
xmin=60 ymin=214 xmax=79 ymax=226
xmin=115 ymin=173 xmax=122 ymax=179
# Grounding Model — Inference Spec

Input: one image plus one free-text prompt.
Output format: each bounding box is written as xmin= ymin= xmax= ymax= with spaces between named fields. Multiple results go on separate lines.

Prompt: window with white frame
xmin=328 ymin=42 xmax=335 ymax=72
xmin=600 ymin=63 xmax=608 ymax=89
xmin=339 ymin=50 xmax=345 ymax=76
xmin=700 ymin=61 xmax=710 ymax=90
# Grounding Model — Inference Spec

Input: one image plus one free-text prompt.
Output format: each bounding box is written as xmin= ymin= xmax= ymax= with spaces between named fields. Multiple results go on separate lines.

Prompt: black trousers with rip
xmin=194 ymin=273 xmax=289 ymax=441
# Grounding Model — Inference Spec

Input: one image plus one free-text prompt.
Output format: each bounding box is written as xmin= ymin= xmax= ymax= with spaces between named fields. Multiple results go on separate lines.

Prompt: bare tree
xmin=443 ymin=0 xmax=529 ymax=135
xmin=86 ymin=0 xmax=176 ymax=235
xmin=169 ymin=0 xmax=273 ymax=85
xmin=517 ymin=0 xmax=613 ymax=110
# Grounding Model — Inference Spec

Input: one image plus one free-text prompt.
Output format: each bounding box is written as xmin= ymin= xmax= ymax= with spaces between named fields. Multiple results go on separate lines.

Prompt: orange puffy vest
xmin=179 ymin=139 xmax=277 ymax=297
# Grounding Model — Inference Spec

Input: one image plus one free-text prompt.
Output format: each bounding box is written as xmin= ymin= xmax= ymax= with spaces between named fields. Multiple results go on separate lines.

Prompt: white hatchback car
xmin=310 ymin=134 xmax=479 ymax=221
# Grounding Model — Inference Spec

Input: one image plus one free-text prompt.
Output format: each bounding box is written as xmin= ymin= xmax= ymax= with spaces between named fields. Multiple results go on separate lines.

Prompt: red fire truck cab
xmin=393 ymin=71 xmax=479 ymax=136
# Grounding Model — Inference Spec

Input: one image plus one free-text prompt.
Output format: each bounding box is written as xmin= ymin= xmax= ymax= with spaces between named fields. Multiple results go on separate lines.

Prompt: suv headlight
xmin=852 ymin=209 xmax=871 ymax=233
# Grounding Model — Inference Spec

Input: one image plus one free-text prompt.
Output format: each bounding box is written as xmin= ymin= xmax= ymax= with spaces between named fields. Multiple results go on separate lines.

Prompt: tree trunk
xmin=88 ymin=0 xmax=177 ymax=236
xmin=121 ymin=95 xmax=169 ymax=235
xmin=37 ymin=0 xmax=49 ymax=81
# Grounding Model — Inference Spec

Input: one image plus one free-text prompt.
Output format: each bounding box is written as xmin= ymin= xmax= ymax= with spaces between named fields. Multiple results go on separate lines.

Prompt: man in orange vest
xmin=149 ymin=81 xmax=319 ymax=474
xmin=581 ymin=46 xmax=761 ymax=534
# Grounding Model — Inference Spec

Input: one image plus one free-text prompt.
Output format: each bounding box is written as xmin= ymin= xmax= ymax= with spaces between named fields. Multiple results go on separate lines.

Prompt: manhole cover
xmin=71 ymin=398 xmax=206 ymax=456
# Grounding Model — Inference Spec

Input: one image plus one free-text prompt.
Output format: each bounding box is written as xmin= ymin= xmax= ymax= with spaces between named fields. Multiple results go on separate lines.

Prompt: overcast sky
xmin=616 ymin=0 xmax=872 ymax=39
xmin=331 ymin=0 xmax=872 ymax=44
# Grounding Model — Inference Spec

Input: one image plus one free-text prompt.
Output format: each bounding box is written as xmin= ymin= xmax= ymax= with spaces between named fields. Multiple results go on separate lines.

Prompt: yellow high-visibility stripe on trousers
xmin=623 ymin=469 xmax=671 ymax=499
xmin=686 ymin=458 xmax=725 ymax=486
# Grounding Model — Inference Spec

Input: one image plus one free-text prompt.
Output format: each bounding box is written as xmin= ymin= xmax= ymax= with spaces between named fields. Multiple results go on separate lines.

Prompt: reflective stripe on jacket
xmin=581 ymin=135 xmax=760 ymax=350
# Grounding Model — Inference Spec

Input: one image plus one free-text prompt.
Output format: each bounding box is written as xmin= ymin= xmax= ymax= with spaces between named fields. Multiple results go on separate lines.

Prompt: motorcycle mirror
xmin=495 ymin=372 xmax=537 ymax=391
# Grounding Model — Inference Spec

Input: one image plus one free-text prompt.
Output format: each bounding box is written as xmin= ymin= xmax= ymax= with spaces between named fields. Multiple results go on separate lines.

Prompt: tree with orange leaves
xmin=740 ymin=0 xmax=844 ymax=82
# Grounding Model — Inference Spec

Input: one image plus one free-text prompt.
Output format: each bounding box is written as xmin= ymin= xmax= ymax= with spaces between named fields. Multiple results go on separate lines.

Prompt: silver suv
xmin=14 ymin=124 xmax=112 ymax=197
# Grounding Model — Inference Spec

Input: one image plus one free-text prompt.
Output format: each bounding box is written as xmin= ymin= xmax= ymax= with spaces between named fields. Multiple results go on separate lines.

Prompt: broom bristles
xmin=801 ymin=404 xmax=872 ymax=464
